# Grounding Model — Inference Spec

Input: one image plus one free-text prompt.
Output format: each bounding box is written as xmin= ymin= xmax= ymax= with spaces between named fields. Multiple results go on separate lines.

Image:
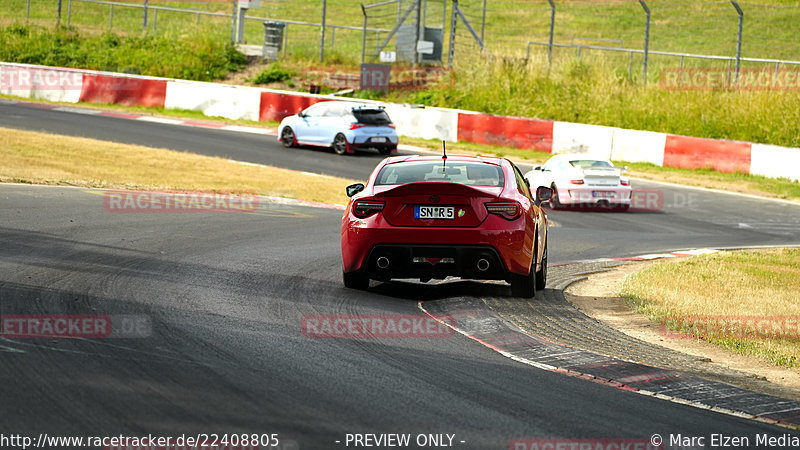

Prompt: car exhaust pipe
xmin=476 ymin=258 xmax=490 ymax=272
xmin=376 ymin=256 xmax=390 ymax=270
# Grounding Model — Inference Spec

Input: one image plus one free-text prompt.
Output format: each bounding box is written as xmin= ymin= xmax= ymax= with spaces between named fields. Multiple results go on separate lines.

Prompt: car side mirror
xmin=535 ymin=186 xmax=553 ymax=206
xmin=346 ymin=183 xmax=365 ymax=197
xmin=533 ymin=166 xmax=542 ymax=171
xmin=297 ymin=112 xmax=306 ymax=118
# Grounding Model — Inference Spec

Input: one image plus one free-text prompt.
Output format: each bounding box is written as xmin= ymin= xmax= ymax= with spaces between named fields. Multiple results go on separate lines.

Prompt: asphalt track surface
xmin=2 ymin=101 xmax=800 ymax=449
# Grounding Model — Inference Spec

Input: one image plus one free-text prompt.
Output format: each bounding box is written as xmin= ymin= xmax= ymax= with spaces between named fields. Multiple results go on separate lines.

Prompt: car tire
xmin=333 ymin=133 xmax=349 ymax=155
xmin=550 ymin=183 xmax=562 ymax=210
xmin=511 ymin=256 xmax=537 ymax=298
xmin=280 ymin=127 xmax=296 ymax=148
xmin=535 ymin=238 xmax=548 ymax=291
xmin=343 ymin=271 xmax=369 ymax=290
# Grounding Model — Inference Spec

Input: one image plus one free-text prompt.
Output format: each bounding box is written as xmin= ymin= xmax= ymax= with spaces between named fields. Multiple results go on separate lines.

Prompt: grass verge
xmin=620 ymin=249 xmax=800 ymax=367
xmin=0 ymin=126 xmax=355 ymax=205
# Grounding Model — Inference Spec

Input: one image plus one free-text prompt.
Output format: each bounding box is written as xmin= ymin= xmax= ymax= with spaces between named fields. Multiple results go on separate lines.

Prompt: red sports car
xmin=340 ymin=154 xmax=553 ymax=298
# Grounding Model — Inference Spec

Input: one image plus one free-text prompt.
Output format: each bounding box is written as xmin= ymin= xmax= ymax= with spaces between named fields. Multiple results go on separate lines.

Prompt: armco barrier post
xmin=547 ymin=0 xmax=555 ymax=67
xmin=143 ymin=0 xmax=149 ymax=31
xmin=320 ymin=0 xmax=327 ymax=63
xmin=447 ymin=0 xmax=457 ymax=67
xmin=731 ymin=1 xmax=744 ymax=83
xmin=231 ymin=0 xmax=238 ymax=44
xmin=639 ymin=0 xmax=650 ymax=84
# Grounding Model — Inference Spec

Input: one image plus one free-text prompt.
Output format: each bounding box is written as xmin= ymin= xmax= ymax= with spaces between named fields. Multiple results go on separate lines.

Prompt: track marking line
xmin=417 ymin=300 xmax=800 ymax=429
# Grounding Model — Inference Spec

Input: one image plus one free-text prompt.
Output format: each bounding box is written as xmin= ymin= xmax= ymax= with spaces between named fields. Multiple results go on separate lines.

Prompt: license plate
xmin=415 ymin=206 xmax=454 ymax=220
xmin=592 ymin=191 xmax=616 ymax=198
xmin=371 ymin=137 xmax=387 ymax=143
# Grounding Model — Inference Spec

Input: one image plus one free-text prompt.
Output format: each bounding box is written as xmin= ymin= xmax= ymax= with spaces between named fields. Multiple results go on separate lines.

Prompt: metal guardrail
xmin=66 ymin=0 xmax=231 ymax=32
xmin=63 ymin=0 xmax=391 ymax=49
xmin=525 ymin=40 xmax=800 ymax=81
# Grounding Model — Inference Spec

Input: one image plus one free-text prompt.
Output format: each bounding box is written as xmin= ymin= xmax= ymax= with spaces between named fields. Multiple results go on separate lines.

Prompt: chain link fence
xmin=3 ymin=0 xmax=800 ymax=84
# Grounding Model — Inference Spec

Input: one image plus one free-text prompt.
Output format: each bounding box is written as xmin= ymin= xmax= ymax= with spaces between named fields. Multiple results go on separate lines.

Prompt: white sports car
xmin=524 ymin=154 xmax=632 ymax=210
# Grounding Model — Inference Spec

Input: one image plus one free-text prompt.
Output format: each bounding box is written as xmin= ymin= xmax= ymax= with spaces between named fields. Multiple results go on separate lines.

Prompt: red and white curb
xmin=550 ymin=248 xmax=719 ymax=267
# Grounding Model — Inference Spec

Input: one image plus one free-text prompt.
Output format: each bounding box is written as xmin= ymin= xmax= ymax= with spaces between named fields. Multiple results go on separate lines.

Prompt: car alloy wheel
xmin=333 ymin=134 xmax=349 ymax=155
xmin=281 ymin=127 xmax=296 ymax=148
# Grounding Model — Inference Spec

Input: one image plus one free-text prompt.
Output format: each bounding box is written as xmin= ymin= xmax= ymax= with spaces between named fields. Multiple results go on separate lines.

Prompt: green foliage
xmin=250 ymin=64 xmax=294 ymax=84
xmin=0 ymin=24 xmax=247 ymax=81
xmin=388 ymin=54 xmax=800 ymax=148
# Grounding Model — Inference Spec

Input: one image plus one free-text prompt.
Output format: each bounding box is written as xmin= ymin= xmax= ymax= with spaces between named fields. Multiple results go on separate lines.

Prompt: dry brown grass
xmin=0 ymin=126 xmax=357 ymax=205
xmin=621 ymin=249 xmax=800 ymax=366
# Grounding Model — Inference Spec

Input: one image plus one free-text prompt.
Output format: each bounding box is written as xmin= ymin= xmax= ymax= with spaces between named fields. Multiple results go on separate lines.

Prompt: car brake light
xmin=570 ymin=179 xmax=585 ymax=185
xmin=350 ymin=123 xmax=366 ymax=130
xmin=353 ymin=200 xmax=385 ymax=218
xmin=388 ymin=123 xmax=396 ymax=129
xmin=485 ymin=202 xmax=521 ymax=220
xmin=620 ymin=179 xmax=630 ymax=186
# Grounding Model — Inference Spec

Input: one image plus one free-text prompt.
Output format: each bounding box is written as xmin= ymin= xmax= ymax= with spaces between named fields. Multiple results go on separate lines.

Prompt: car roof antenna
xmin=442 ymin=140 xmax=447 ymax=174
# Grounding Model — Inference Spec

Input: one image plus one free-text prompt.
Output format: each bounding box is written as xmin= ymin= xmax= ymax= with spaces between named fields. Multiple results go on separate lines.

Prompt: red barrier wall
xmin=79 ymin=75 xmax=166 ymax=107
xmin=663 ymin=135 xmax=752 ymax=173
xmin=457 ymin=113 xmax=553 ymax=152
xmin=259 ymin=92 xmax=324 ymax=122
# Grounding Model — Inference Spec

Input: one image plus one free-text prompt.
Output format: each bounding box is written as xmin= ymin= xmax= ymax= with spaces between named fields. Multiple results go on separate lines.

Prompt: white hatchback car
xmin=278 ymin=101 xmax=399 ymax=156
xmin=524 ymin=154 xmax=632 ymax=210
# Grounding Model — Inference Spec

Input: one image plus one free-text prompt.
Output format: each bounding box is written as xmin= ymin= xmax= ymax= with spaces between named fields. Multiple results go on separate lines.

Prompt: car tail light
xmin=485 ymin=202 xmax=521 ymax=220
xmin=570 ymin=179 xmax=585 ymax=185
xmin=620 ymin=179 xmax=630 ymax=186
xmin=350 ymin=122 xmax=367 ymax=130
xmin=353 ymin=200 xmax=385 ymax=218
xmin=388 ymin=123 xmax=396 ymax=129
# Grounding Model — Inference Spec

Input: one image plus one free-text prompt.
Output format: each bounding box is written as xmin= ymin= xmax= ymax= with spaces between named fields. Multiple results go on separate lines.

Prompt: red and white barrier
xmin=663 ymin=135 xmax=752 ymax=174
xmin=385 ymin=104 xmax=458 ymax=142
xmin=80 ymin=73 xmax=167 ymax=108
xmin=1 ymin=61 xmax=798 ymax=182
xmin=457 ymin=113 xmax=553 ymax=152
xmin=165 ymin=80 xmax=262 ymax=121
xmin=0 ymin=63 xmax=83 ymax=103
xmin=610 ymin=129 xmax=667 ymax=167
xmin=751 ymin=144 xmax=800 ymax=181
xmin=551 ymin=122 xmax=615 ymax=159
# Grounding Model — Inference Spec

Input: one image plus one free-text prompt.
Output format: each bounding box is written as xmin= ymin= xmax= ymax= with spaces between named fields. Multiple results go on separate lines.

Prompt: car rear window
xmin=375 ymin=161 xmax=504 ymax=187
xmin=353 ymin=109 xmax=392 ymax=125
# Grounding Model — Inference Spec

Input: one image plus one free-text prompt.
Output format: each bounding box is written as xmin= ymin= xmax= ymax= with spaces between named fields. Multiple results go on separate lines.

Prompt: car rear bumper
xmin=341 ymin=216 xmax=532 ymax=279
xmin=364 ymin=244 xmax=506 ymax=281
xmin=559 ymin=185 xmax=632 ymax=205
